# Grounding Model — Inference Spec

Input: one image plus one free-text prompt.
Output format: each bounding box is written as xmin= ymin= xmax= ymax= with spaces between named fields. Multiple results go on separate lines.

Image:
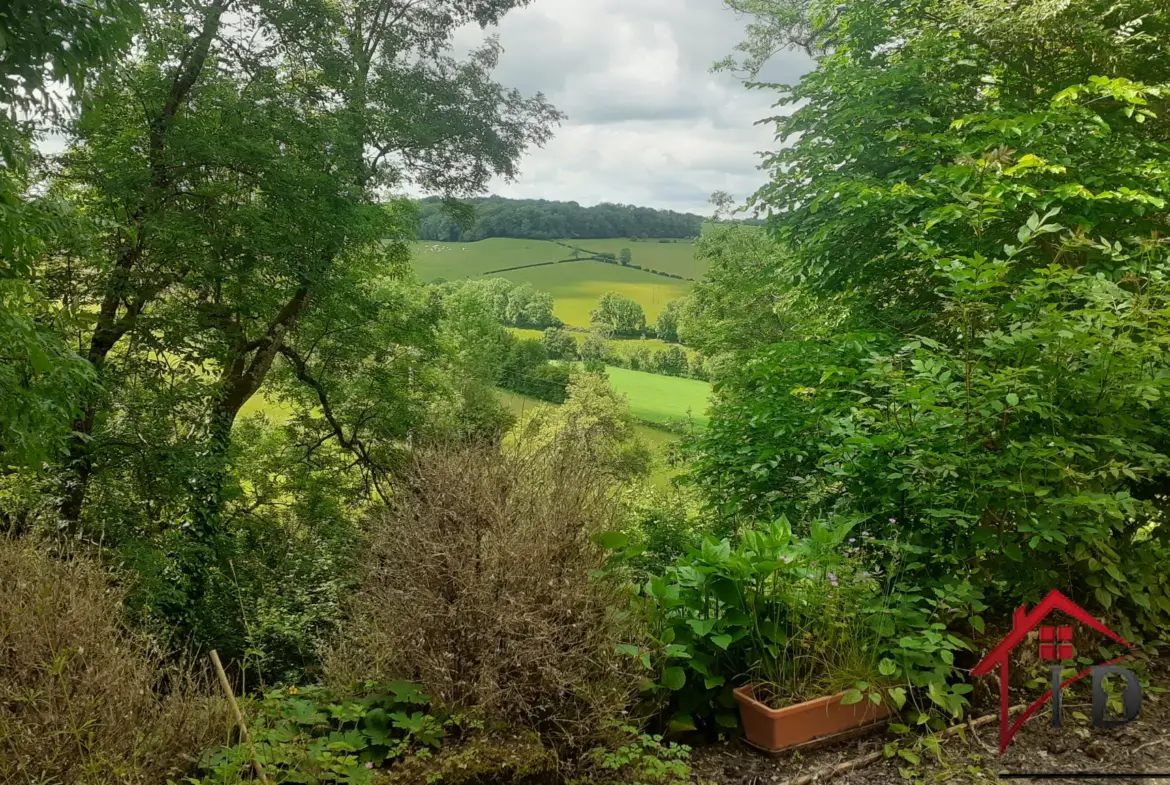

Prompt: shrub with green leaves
xmin=692 ymin=0 xmax=1170 ymax=646
xmin=575 ymin=726 xmax=694 ymax=785
xmin=193 ymin=682 xmax=441 ymax=785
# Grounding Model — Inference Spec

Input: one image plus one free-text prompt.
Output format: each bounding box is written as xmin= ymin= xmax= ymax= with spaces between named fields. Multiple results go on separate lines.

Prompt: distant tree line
xmin=542 ymin=327 xmax=710 ymax=381
xmin=416 ymin=196 xmax=706 ymax=241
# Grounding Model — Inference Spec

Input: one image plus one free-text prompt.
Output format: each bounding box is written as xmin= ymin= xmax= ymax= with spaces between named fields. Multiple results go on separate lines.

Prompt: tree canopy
xmin=416 ymin=195 xmax=706 ymax=241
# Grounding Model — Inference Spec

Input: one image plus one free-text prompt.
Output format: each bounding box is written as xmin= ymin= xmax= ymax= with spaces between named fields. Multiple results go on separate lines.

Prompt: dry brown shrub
xmin=0 ymin=541 xmax=231 ymax=784
xmin=327 ymin=442 xmax=637 ymax=748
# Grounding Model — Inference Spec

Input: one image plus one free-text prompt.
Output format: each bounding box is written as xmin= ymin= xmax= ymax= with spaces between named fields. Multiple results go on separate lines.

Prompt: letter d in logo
xmin=1091 ymin=665 xmax=1142 ymax=728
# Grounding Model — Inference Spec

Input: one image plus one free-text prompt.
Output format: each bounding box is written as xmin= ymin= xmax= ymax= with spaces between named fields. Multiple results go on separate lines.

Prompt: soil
xmin=692 ymin=661 xmax=1170 ymax=785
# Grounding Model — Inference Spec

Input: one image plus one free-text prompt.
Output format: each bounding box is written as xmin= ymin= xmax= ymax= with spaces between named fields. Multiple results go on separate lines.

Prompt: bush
xmin=0 ymin=542 xmax=229 ymax=784
xmin=327 ymin=443 xmax=637 ymax=749
xmin=193 ymin=681 xmax=446 ymax=784
xmin=498 ymin=339 xmax=573 ymax=402
xmin=541 ymin=326 xmax=578 ymax=360
xmin=513 ymin=374 xmax=653 ymax=482
xmin=619 ymin=485 xmax=703 ymax=574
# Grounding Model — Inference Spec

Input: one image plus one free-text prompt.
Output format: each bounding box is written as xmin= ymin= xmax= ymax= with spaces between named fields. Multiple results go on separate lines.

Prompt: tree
xmin=653 ymin=346 xmax=688 ymax=378
xmin=443 ymin=279 xmax=558 ymax=329
xmin=50 ymin=0 xmax=562 ymax=537
xmin=579 ymin=332 xmax=610 ymax=373
xmin=590 ymin=291 xmax=646 ymax=336
xmin=0 ymin=0 xmax=142 ymax=469
xmin=499 ymin=339 xmax=573 ymax=403
xmin=14 ymin=0 xmax=564 ymax=661
xmin=675 ymin=223 xmax=808 ymax=374
xmin=619 ymin=248 xmax=632 ymax=266
xmin=438 ymin=280 xmax=516 ymax=439
xmin=542 ymin=328 xmax=578 ymax=360
xmin=415 ymin=196 xmax=706 ymax=241
xmin=627 ymin=344 xmax=652 ymax=372
xmin=513 ymin=374 xmax=651 ymax=481
xmin=655 ymin=300 xmax=683 ymax=343
xmin=711 ymin=0 xmax=838 ymax=77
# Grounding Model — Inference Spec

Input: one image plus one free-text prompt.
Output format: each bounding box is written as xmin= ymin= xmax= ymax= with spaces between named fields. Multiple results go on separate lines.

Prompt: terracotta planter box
xmin=733 ymin=685 xmax=889 ymax=753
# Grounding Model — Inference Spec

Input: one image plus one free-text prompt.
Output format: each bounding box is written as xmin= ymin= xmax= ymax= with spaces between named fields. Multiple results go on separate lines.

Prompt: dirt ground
xmin=691 ymin=662 xmax=1170 ymax=785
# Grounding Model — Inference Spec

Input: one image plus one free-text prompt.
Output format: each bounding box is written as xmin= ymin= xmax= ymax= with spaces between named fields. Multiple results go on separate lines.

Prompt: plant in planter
xmin=621 ymin=516 xmax=899 ymax=751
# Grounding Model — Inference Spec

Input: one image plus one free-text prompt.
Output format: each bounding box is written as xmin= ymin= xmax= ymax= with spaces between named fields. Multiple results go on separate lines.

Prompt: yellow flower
xmin=289 ymin=686 xmax=299 ymax=695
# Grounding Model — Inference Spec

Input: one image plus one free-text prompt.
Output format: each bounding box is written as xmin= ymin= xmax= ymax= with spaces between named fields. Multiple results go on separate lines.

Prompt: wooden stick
xmin=210 ymin=649 xmax=270 ymax=784
xmin=781 ymin=704 xmax=1027 ymax=785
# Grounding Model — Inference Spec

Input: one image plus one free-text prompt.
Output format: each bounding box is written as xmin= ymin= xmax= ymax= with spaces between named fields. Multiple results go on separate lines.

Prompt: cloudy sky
xmin=449 ymin=0 xmax=814 ymax=215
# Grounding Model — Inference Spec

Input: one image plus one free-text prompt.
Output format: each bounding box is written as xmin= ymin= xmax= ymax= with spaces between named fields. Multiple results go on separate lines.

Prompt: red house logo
xmin=971 ymin=589 xmax=1140 ymax=753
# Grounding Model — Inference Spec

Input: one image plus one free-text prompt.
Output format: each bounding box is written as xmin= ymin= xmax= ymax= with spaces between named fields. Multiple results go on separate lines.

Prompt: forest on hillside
xmin=415 ymin=195 xmax=709 ymax=240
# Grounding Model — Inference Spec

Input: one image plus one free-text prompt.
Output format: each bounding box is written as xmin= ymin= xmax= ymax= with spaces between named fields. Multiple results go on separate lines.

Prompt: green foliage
xmin=711 ymin=0 xmax=834 ymax=77
xmin=579 ymin=727 xmax=694 ymax=785
xmin=0 ymin=0 xmax=141 ymax=111
xmin=542 ymin=327 xmax=579 ymax=360
xmin=439 ymin=277 xmax=560 ymax=330
xmin=0 ymin=279 xmax=93 ymax=468
xmin=655 ymin=300 xmax=682 ymax=343
xmin=620 ymin=248 xmax=633 ymax=266
xmin=619 ymin=485 xmax=706 ymax=574
xmin=607 ymin=516 xmax=888 ymax=730
xmin=696 ymin=0 xmax=1170 ymax=671
xmin=499 ymin=338 xmax=574 ymax=403
xmin=2 ymin=0 xmax=562 ymax=669
xmin=192 ymin=682 xmax=441 ymax=785
xmin=0 ymin=0 xmax=139 ymax=470
xmin=750 ymin=0 xmax=1170 ymax=331
xmin=676 ymin=224 xmax=807 ymax=373
xmin=514 ymin=374 xmax=652 ymax=481
xmin=581 ymin=332 xmax=611 ymax=364
xmin=592 ymin=291 xmax=648 ymax=337
xmin=417 ymin=196 xmax=704 ymax=242
xmin=652 ymin=346 xmax=689 ymax=378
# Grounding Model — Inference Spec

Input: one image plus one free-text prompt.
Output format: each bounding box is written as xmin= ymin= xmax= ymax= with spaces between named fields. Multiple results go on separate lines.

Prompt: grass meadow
xmin=566 ymin=238 xmax=704 ymax=279
xmin=410 ymin=238 xmax=570 ymax=281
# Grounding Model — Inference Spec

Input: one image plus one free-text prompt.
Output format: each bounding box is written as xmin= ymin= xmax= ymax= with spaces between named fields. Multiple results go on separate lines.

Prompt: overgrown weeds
xmin=0 ymin=540 xmax=230 ymax=783
xmin=327 ymin=442 xmax=639 ymax=751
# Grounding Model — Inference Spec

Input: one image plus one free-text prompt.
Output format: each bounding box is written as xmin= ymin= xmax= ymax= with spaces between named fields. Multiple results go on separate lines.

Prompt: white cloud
xmin=451 ymin=0 xmax=814 ymax=214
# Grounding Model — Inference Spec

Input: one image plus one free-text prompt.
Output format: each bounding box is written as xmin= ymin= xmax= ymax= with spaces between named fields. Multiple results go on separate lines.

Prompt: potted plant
xmin=730 ymin=523 xmax=891 ymax=752
xmin=625 ymin=516 xmax=898 ymax=753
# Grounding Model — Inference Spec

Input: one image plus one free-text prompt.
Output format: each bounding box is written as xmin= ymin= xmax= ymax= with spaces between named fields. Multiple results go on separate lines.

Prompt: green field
xmin=410 ymin=238 xmax=570 ymax=281
xmin=601 ymin=366 xmax=711 ymax=426
xmin=566 ymin=238 xmax=704 ymax=279
xmin=410 ymin=238 xmax=699 ymax=328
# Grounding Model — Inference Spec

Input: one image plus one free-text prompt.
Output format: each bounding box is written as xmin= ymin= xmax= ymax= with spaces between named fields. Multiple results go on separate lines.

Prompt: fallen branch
xmin=211 ymin=649 xmax=270 ymax=784
xmin=781 ymin=705 xmax=1027 ymax=785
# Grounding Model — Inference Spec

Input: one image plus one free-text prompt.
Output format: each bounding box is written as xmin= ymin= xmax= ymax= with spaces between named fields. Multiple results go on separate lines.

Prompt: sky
xmin=35 ymin=1 xmax=813 ymax=217
xmin=447 ymin=0 xmax=814 ymax=215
